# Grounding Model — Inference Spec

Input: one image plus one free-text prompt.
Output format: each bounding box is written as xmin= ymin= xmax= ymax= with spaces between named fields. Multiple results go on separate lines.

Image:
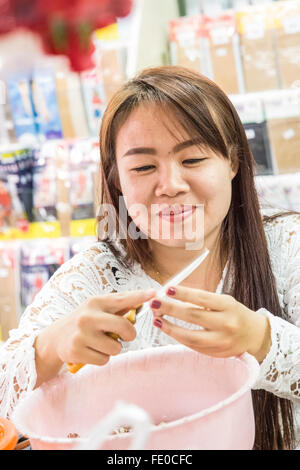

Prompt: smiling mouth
xmin=158 ymin=205 xmax=196 ymax=222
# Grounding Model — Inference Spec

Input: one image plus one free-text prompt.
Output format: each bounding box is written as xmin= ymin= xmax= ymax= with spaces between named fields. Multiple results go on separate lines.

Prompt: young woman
xmin=0 ymin=66 xmax=299 ymax=450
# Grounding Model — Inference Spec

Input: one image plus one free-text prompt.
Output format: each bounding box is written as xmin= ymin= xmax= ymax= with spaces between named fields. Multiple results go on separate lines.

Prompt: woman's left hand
xmin=150 ymin=286 xmax=271 ymax=364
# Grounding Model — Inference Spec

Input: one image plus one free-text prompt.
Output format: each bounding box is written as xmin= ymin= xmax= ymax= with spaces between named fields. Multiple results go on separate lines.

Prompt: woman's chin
xmin=149 ymin=236 xmax=205 ymax=250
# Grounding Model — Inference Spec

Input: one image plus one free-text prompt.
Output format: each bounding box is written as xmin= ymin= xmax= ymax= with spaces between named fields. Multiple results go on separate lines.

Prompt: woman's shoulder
xmin=62 ymin=239 xmax=129 ymax=276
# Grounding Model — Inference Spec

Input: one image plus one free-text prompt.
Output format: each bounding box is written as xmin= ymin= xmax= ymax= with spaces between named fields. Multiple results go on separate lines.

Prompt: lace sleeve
xmin=0 ymin=243 xmax=116 ymax=419
xmin=253 ymin=215 xmax=300 ymax=401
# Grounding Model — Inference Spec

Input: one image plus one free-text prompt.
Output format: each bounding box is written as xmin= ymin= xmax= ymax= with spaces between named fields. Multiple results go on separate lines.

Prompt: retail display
xmin=170 ymin=1 xmax=300 ymax=94
xmin=170 ymin=2 xmax=300 ymax=176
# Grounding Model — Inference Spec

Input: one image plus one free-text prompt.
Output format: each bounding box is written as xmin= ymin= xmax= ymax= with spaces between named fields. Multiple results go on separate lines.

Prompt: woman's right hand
xmin=34 ymin=288 xmax=156 ymax=386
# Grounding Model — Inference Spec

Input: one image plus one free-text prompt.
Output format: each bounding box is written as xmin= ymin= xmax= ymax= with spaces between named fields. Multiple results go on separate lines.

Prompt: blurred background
xmin=0 ymin=0 xmax=300 ymax=342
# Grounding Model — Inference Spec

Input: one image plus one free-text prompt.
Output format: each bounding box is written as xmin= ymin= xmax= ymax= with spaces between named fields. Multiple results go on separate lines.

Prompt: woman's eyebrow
xmin=122 ymin=139 xmax=203 ymax=158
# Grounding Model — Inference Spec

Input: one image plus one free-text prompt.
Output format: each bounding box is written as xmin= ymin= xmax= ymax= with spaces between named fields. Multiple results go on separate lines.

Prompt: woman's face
xmin=115 ymin=104 xmax=237 ymax=250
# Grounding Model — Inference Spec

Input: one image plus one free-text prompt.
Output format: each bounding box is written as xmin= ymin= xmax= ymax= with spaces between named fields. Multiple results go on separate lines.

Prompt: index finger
xmin=89 ymin=288 xmax=156 ymax=315
xmin=165 ymin=286 xmax=234 ymax=311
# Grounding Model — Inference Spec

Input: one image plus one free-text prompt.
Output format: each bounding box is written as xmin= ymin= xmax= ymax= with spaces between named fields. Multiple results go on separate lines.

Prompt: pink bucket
xmin=11 ymin=345 xmax=259 ymax=450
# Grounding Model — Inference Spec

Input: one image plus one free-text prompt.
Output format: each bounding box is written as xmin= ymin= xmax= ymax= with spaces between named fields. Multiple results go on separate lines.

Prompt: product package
xmin=54 ymin=141 xmax=72 ymax=236
xmin=169 ymin=16 xmax=203 ymax=72
xmin=200 ymin=11 xmax=244 ymax=94
xmin=20 ymin=238 xmax=69 ymax=311
xmin=6 ymin=74 xmax=38 ymax=141
xmin=272 ymin=1 xmax=300 ymax=89
xmin=230 ymin=93 xmax=274 ymax=175
xmin=0 ymin=81 xmax=16 ymax=145
xmin=31 ymin=67 xmax=63 ymax=141
xmin=0 ymin=241 xmax=20 ymax=340
xmin=0 ymin=177 xmax=12 ymax=231
xmin=236 ymin=5 xmax=279 ymax=92
xmin=69 ymin=140 xmax=99 ymax=221
xmin=32 ymin=141 xmax=58 ymax=222
xmin=0 ymin=145 xmax=34 ymax=230
xmin=94 ymin=25 xmax=127 ymax=103
xmin=80 ymin=69 xmax=107 ymax=137
xmin=263 ymin=89 xmax=300 ymax=173
xmin=55 ymin=72 xmax=76 ymax=139
xmin=65 ymin=72 xmax=89 ymax=139
xmin=97 ymin=47 xmax=126 ymax=103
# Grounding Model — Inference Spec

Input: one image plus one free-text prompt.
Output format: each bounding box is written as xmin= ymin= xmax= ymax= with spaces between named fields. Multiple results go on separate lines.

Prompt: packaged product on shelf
xmin=200 ymin=12 xmax=244 ymax=94
xmin=66 ymin=72 xmax=90 ymax=139
xmin=236 ymin=5 xmax=279 ymax=92
xmin=0 ymin=178 xmax=12 ymax=231
xmin=20 ymin=238 xmax=69 ymax=311
xmin=169 ymin=16 xmax=203 ymax=72
xmin=98 ymin=48 xmax=126 ymax=102
xmin=0 ymin=145 xmax=34 ymax=230
xmin=0 ymin=82 xmax=16 ymax=144
xmin=31 ymin=67 xmax=63 ymax=141
xmin=69 ymin=140 xmax=98 ymax=220
xmin=0 ymin=241 xmax=21 ymax=341
xmin=272 ymin=0 xmax=300 ymax=89
xmin=263 ymin=89 xmax=300 ymax=174
xmin=55 ymin=141 xmax=71 ymax=236
xmin=6 ymin=73 xmax=38 ymax=141
xmin=55 ymin=72 xmax=76 ymax=139
xmin=94 ymin=24 xmax=127 ymax=102
xmin=230 ymin=93 xmax=274 ymax=175
xmin=32 ymin=141 xmax=58 ymax=222
xmin=80 ymin=69 xmax=107 ymax=136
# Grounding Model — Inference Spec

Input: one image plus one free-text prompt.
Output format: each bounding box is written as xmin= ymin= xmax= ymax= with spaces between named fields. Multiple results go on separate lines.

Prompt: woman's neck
xmin=145 ymin=232 xmax=226 ymax=292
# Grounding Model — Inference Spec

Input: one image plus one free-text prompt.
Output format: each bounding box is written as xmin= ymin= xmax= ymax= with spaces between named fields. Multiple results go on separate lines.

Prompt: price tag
xmin=245 ymin=21 xmax=264 ymax=40
xmin=210 ymin=27 xmax=229 ymax=45
xmin=283 ymin=16 xmax=300 ymax=35
xmin=177 ymin=31 xmax=196 ymax=48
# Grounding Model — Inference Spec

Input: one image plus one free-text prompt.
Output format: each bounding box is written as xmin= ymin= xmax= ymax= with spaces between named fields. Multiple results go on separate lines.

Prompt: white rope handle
xmin=76 ymin=401 xmax=153 ymax=450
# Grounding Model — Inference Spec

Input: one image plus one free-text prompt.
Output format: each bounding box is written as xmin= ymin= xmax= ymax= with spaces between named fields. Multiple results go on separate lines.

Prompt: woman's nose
xmin=154 ymin=163 xmax=190 ymax=198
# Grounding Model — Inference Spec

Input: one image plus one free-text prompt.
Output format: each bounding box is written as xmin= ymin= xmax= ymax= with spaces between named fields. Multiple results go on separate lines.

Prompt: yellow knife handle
xmin=67 ymin=309 xmax=137 ymax=373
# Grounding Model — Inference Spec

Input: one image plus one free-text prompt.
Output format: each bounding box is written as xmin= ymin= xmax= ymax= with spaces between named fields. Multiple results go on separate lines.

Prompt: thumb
xmin=94 ymin=288 xmax=156 ymax=315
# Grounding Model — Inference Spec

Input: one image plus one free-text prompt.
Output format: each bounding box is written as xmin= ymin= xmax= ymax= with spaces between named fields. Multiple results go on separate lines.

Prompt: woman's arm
xmin=0 ymin=246 xmax=107 ymax=418
xmin=252 ymin=217 xmax=300 ymax=400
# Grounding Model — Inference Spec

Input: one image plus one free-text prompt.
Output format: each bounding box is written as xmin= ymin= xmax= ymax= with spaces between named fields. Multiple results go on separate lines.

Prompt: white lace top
xmin=1 ymin=209 xmax=300 ymax=447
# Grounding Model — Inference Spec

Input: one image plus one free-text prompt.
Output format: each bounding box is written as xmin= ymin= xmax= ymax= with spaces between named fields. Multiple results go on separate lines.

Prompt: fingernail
xmin=153 ymin=318 xmax=163 ymax=328
xmin=151 ymin=300 xmax=161 ymax=309
xmin=167 ymin=287 xmax=176 ymax=296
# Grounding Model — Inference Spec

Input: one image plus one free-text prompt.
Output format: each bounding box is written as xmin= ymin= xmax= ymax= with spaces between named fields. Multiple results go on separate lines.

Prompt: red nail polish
xmin=153 ymin=318 xmax=163 ymax=328
xmin=151 ymin=300 xmax=161 ymax=309
xmin=167 ymin=287 xmax=176 ymax=296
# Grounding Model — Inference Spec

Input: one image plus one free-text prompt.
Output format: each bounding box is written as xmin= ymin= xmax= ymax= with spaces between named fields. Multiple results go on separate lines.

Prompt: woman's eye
xmin=131 ymin=165 xmax=155 ymax=173
xmin=183 ymin=158 xmax=206 ymax=164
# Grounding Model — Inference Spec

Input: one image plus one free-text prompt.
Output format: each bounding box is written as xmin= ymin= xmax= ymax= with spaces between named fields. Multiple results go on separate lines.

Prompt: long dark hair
xmin=98 ymin=65 xmax=296 ymax=449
